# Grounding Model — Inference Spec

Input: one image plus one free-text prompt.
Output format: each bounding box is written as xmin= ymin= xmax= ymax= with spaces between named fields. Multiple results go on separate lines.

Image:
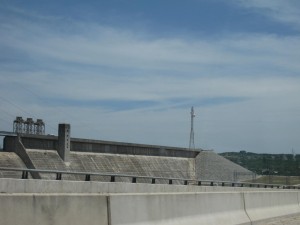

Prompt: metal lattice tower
xmin=189 ymin=106 xmax=195 ymax=150
xmin=24 ymin=118 xmax=34 ymax=134
xmin=34 ymin=119 xmax=45 ymax=135
xmin=13 ymin=116 xmax=24 ymax=133
xmin=13 ymin=117 xmax=46 ymax=135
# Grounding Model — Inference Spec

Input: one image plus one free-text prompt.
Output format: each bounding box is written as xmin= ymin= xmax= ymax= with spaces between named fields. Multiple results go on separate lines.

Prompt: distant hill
xmin=220 ymin=151 xmax=300 ymax=176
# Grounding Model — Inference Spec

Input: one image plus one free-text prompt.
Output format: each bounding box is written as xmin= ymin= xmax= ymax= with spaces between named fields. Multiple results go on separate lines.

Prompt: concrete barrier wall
xmin=1 ymin=190 xmax=300 ymax=225
xmin=109 ymin=192 xmax=251 ymax=225
xmin=244 ymin=191 xmax=300 ymax=223
xmin=0 ymin=194 xmax=108 ymax=225
xmin=0 ymin=192 xmax=251 ymax=225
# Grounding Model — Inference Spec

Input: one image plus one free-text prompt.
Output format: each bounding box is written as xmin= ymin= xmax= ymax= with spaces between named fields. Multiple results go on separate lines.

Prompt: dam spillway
xmin=1 ymin=128 xmax=254 ymax=182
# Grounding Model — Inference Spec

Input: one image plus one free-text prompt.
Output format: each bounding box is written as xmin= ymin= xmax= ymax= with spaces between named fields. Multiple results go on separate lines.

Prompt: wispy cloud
xmin=2 ymin=12 xmax=300 ymax=75
xmin=235 ymin=0 xmax=300 ymax=29
xmin=0 ymin=4 xmax=300 ymax=153
xmin=1 ymin=11 xmax=300 ymax=111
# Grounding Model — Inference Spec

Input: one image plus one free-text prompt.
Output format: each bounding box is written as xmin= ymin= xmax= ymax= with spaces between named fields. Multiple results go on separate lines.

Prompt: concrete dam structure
xmin=1 ymin=123 xmax=254 ymax=182
xmin=2 ymin=124 xmax=300 ymax=224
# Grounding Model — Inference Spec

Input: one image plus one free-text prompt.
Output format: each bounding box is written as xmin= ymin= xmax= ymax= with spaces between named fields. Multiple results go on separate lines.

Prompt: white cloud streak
xmin=236 ymin=0 xmax=300 ymax=29
xmin=2 ymin=16 xmax=300 ymax=74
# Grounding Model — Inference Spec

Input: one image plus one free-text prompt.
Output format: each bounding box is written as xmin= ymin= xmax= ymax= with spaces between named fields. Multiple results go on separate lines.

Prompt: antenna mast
xmin=189 ymin=106 xmax=195 ymax=150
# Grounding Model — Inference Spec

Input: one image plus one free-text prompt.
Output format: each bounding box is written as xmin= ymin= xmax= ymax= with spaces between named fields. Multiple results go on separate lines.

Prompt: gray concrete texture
xmin=1 ymin=131 xmax=299 ymax=225
xmin=244 ymin=191 xmax=300 ymax=223
xmin=25 ymin=149 xmax=194 ymax=184
xmin=0 ymin=194 xmax=108 ymax=225
xmin=25 ymin=148 xmax=254 ymax=183
xmin=1 ymin=190 xmax=300 ymax=225
xmin=109 ymin=192 xmax=251 ymax=225
xmin=196 ymin=150 xmax=253 ymax=181
xmin=0 ymin=152 xmax=27 ymax=178
xmin=13 ymin=135 xmax=198 ymax=158
xmin=255 ymin=214 xmax=300 ymax=225
xmin=0 ymin=178 xmax=285 ymax=194
xmin=2 ymin=135 xmax=255 ymax=182
xmin=58 ymin=123 xmax=70 ymax=162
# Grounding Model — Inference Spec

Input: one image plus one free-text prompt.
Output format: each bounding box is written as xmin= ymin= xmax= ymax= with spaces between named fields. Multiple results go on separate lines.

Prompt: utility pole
xmin=189 ymin=106 xmax=195 ymax=150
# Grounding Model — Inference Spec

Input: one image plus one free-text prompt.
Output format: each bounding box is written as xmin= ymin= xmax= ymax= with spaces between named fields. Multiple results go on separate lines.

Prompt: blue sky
xmin=0 ymin=0 xmax=300 ymax=153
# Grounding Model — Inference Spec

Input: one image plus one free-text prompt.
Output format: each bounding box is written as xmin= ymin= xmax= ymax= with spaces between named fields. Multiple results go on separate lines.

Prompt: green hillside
xmin=220 ymin=151 xmax=300 ymax=176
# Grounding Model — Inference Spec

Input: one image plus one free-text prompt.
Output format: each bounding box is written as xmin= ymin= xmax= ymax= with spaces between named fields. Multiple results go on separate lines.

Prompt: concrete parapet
xmin=4 ymin=135 xmax=58 ymax=151
xmin=0 ymin=194 xmax=108 ymax=225
xmin=244 ymin=191 xmax=300 ymax=223
xmin=1 ymin=185 xmax=300 ymax=225
xmin=0 ymin=192 xmax=251 ymax=225
xmin=109 ymin=192 xmax=251 ymax=225
xmin=4 ymin=135 xmax=199 ymax=158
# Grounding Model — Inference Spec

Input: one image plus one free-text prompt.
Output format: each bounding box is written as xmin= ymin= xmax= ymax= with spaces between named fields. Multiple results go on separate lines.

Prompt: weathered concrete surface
xmin=244 ymin=191 xmax=300 ymax=223
xmin=0 ymin=178 xmax=271 ymax=194
xmin=2 ymin=136 xmax=255 ymax=182
xmin=14 ymin=148 xmax=255 ymax=183
xmin=1 ymin=187 xmax=300 ymax=225
xmin=109 ymin=192 xmax=251 ymax=225
xmin=3 ymin=137 xmax=40 ymax=179
xmin=195 ymin=150 xmax=253 ymax=181
xmin=0 ymin=192 xmax=251 ymax=225
xmin=0 ymin=194 xmax=108 ymax=225
xmin=58 ymin=123 xmax=70 ymax=162
xmin=4 ymin=135 xmax=199 ymax=158
xmin=255 ymin=214 xmax=300 ymax=225
xmin=25 ymin=149 xmax=195 ymax=184
xmin=0 ymin=152 xmax=27 ymax=178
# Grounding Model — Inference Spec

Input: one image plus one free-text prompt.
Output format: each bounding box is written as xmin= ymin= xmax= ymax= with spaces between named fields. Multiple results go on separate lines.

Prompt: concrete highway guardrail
xmin=244 ymin=191 xmax=300 ymax=222
xmin=1 ymin=188 xmax=300 ymax=224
